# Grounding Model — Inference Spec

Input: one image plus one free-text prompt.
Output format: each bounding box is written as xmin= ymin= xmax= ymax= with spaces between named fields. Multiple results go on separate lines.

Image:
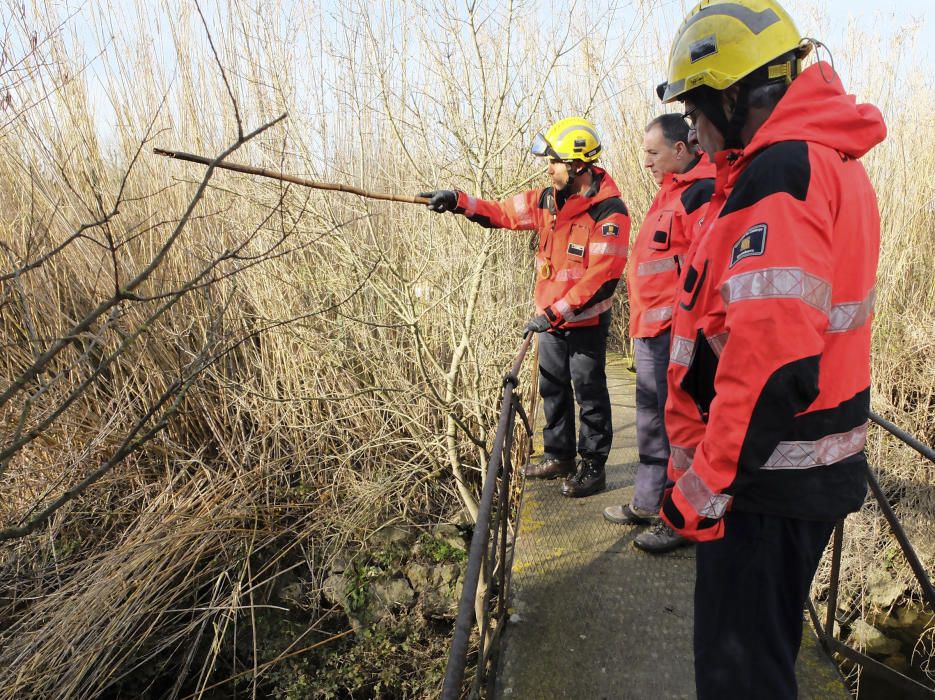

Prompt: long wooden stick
xmin=153 ymin=147 xmax=430 ymax=205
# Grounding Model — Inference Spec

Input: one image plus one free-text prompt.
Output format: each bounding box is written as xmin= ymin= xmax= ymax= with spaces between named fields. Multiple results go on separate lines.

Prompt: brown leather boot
xmin=524 ymin=456 xmax=576 ymax=480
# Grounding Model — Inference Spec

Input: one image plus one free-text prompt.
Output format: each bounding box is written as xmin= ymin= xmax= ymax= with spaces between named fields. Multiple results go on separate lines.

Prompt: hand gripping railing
xmin=441 ymin=334 xmax=535 ymax=700
xmin=807 ymin=411 xmax=935 ymax=698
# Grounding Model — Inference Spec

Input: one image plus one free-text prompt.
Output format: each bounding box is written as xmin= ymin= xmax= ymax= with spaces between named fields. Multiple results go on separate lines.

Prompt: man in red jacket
xmin=419 ymin=117 xmax=630 ymax=497
xmin=602 ymin=114 xmax=714 ymax=555
xmin=658 ymin=1 xmax=886 ymax=697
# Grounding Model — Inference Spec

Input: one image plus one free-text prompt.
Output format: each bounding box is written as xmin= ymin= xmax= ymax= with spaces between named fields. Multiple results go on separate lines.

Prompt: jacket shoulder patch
xmin=587 ymin=196 xmax=629 ymax=222
xmin=729 ymin=223 xmax=767 ymax=268
xmin=719 ymin=141 xmax=810 ymax=218
xmin=680 ymin=178 xmax=715 ymax=214
xmin=601 ymin=222 xmax=620 ymax=237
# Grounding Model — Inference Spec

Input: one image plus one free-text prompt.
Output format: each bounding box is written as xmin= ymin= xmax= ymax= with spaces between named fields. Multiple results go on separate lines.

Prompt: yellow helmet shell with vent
xmin=662 ymin=0 xmax=802 ymax=103
xmin=530 ymin=117 xmax=602 ymax=163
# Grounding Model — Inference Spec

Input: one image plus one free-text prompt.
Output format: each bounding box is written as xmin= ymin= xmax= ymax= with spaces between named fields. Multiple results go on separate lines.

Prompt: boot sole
xmin=524 ymin=469 xmax=576 ymax=480
xmin=602 ymin=511 xmax=652 ymax=526
xmin=633 ymin=538 xmax=693 ymax=554
xmin=560 ymin=479 xmax=606 ymax=498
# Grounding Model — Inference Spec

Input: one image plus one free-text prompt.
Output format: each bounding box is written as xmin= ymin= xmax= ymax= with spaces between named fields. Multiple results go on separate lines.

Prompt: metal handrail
xmin=807 ymin=411 xmax=935 ymax=698
xmin=441 ymin=334 xmax=534 ymax=699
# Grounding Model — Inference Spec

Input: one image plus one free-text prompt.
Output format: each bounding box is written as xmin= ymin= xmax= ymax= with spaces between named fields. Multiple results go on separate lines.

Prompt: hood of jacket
xmin=743 ymin=62 xmax=886 ymax=161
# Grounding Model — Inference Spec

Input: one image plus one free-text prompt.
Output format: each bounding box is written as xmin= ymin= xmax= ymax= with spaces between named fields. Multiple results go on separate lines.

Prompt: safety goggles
xmin=530 ymin=132 xmax=557 ymax=159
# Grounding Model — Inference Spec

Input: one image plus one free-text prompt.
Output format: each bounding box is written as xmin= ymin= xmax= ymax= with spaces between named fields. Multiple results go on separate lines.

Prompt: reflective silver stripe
xmin=465 ymin=195 xmax=478 ymax=218
xmin=670 ymin=335 xmax=694 ymax=366
xmin=644 ymin=305 xmax=672 ymax=323
xmin=590 ymin=242 xmax=627 ymax=257
xmin=682 ymin=5 xmax=780 ymax=36
xmin=763 ymin=422 xmax=868 ymax=470
xmin=708 ymin=332 xmax=728 ymax=357
xmin=510 ymin=193 xmax=534 ymax=228
xmin=638 ymin=257 xmax=677 ymax=276
xmin=555 ymin=268 xmax=585 ymax=282
xmin=670 ymin=445 xmax=695 ymax=475
xmin=551 ymin=124 xmax=601 ymax=159
xmin=676 ymin=467 xmax=731 ymax=519
xmin=828 ymin=288 xmax=876 ymax=333
xmin=721 ymin=267 xmax=832 ymax=314
xmin=555 ymin=297 xmax=613 ymax=322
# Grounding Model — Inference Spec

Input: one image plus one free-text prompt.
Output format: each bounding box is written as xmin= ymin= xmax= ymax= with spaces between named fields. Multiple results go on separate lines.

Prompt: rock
xmin=866 ymin=568 xmax=905 ymax=609
xmin=432 ymin=524 xmax=467 ymax=552
xmin=322 ymin=573 xmax=348 ymax=608
xmin=405 ymin=563 xmax=431 ymax=592
xmin=404 ymin=562 xmax=462 ymax=620
xmin=878 ymin=603 xmax=920 ymax=630
xmin=848 ymin=619 xmax=902 ymax=656
xmin=371 ymin=525 xmax=415 ymax=548
xmin=370 ymin=576 xmax=415 ymax=613
xmin=437 ymin=563 xmax=460 ymax=586
xmin=328 ymin=550 xmax=354 ymax=574
xmin=422 ymin=587 xmax=458 ymax=619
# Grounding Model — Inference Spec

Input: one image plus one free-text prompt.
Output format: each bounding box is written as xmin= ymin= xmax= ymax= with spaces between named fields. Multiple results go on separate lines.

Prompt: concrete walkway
xmin=495 ymin=353 xmax=848 ymax=699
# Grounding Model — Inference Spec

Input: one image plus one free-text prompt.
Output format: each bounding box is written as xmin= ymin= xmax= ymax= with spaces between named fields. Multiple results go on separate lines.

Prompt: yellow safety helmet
xmin=661 ymin=0 xmax=804 ymax=103
xmin=530 ymin=117 xmax=602 ymax=163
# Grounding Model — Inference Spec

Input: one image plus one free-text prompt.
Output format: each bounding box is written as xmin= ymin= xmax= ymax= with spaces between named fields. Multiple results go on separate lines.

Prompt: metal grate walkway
xmin=495 ymin=354 xmax=849 ymax=699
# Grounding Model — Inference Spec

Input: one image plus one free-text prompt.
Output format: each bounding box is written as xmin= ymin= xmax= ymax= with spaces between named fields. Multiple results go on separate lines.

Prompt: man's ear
xmin=722 ymin=85 xmax=741 ymax=120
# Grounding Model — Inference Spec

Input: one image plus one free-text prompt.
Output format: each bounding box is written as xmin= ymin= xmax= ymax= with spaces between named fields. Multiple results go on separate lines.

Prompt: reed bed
xmin=0 ymin=1 xmax=932 ymax=697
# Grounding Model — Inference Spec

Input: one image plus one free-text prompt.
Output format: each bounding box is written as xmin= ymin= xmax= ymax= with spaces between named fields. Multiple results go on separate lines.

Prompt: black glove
xmin=418 ymin=190 xmax=458 ymax=213
xmin=523 ymin=314 xmax=553 ymax=337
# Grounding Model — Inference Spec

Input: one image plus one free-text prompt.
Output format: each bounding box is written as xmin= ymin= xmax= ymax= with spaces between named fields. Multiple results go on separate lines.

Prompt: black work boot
xmin=524 ymin=455 xmax=576 ymax=480
xmin=560 ymin=458 xmax=606 ymax=498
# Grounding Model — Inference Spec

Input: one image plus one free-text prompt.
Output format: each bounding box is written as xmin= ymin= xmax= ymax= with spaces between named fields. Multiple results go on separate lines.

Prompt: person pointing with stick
xmin=419 ymin=117 xmax=630 ymax=497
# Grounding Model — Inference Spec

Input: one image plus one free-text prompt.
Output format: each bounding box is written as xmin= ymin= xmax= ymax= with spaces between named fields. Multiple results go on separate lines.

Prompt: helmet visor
xmin=530 ymin=132 xmax=553 ymax=158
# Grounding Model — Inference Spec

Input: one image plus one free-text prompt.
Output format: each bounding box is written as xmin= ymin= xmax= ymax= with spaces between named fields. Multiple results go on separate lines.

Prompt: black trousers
xmin=694 ymin=510 xmax=836 ymax=700
xmin=537 ymin=320 xmax=612 ymax=464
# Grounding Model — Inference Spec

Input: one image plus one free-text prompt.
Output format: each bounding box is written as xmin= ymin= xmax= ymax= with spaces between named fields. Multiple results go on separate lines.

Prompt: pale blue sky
xmin=47 ymin=0 xmax=935 ymax=139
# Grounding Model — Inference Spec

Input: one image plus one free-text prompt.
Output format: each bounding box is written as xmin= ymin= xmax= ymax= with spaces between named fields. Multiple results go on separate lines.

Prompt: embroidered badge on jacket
xmin=567 ymin=243 xmax=585 ymax=258
xmin=729 ymin=224 xmax=767 ymax=268
xmin=601 ymin=222 xmax=620 ymax=237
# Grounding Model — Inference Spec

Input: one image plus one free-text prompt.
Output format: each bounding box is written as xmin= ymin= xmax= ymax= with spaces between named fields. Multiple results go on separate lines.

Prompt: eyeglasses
xmin=681 ymin=106 xmax=699 ymax=125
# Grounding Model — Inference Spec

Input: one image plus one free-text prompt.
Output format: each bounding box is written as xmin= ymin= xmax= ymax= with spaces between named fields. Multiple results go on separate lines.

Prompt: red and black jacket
xmin=661 ymin=63 xmax=887 ymax=541
xmin=453 ymin=167 xmax=630 ymax=329
xmin=627 ymin=158 xmax=715 ymax=339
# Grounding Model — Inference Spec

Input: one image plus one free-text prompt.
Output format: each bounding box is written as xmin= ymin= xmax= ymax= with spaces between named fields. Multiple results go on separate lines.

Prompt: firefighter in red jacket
xmin=419 ymin=117 xmax=630 ymax=497
xmin=602 ymin=114 xmax=714 ymax=555
xmin=658 ymin=1 xmax=886 ymax=697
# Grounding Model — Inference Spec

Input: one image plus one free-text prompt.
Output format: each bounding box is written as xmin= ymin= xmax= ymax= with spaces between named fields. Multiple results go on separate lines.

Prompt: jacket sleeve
xmin=453 ymin=190 xmax=541 ymax=231
xmin=551 ymin=205 xmax=630 ymax=324
xmin=661 ymin=145 xmax=833 ymax=541
xmin=663 ymin=341 xmax=708 ymax=483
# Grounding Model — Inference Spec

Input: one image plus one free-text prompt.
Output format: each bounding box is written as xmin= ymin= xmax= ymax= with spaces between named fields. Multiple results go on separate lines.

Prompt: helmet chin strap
xmin=560 ymin=162 xmax=589 ymax=193
xmin=691 ymin=85 xmax=749 ymax=151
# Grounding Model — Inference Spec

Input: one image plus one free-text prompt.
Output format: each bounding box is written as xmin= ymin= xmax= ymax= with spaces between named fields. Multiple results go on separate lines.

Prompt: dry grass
xmin=0 ymin=0 xmax=932 ymax=697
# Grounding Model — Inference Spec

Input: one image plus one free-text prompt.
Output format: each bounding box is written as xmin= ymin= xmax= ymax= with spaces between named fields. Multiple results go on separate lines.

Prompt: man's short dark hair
xmin=646 ymin=114 xmax=690 ymax=147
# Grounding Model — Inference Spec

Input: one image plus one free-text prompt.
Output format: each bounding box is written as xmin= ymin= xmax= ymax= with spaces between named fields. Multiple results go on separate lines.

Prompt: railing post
xmin=441 ymin=335 xmax=533 ymax=700
xmin=823 ymin=521 xmax=844 ymax=645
